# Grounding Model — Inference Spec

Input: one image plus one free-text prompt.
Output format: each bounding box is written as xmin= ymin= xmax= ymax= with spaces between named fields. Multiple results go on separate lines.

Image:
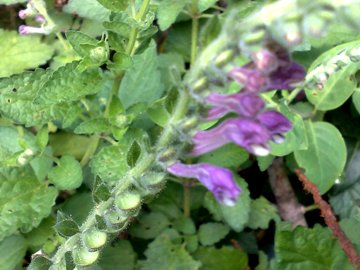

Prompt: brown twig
xmin=295 ymin=168 xmax=360 ymax=270
xmin=268 ymin=158 xmax=307 ymax=227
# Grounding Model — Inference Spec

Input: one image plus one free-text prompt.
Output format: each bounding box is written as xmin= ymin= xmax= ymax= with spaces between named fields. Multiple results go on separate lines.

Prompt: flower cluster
xmin=167 ymin=42 xmax=305 ymax=205
xmin=18 ymin=0 xmax=53 ymax=35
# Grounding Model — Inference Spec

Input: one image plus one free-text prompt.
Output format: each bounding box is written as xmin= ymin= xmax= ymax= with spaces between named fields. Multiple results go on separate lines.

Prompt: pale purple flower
xmin=35 ymin=15 xmax=46 ymax=23
xmin=191 ymin=118 xmax=271 ymax=156
xmin=205 ymin=92 xmax=265 ymax=120
xmin=257 ymin=111 xmax=292 ymax=144
xmin=252 ymin=49 xmax=279 ymax=73
xmin=167 ymin=162 xmax=241 ymax=206
xmin=18 ymin=25 xmax=50 ymax=35
xmin=229 ymin=67 xmax=269 ymax=93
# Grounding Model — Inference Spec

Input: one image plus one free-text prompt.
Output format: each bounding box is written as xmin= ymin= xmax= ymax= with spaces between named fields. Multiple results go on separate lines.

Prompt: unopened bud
xmin=115 ymin=191 xmax=141 ymax=212
xmin=215 ymin=49 xmax=235 ymax=67
xmin=72 ymin=247 xmax=99 ymax=266
xmin=157 ymin=147 xmax=177 ymax=164
xmin=140 ymin=172 xmax=166 ymax=191
xmin=89 ymin=46 xmax=109 ymax=63
xmin=242 ymin=28 xmax=266 ymax=46
xmin=191 ymin=77 xmax=208 ymax=93
xmin=303 ymin=13 xmax=329 ymax=37
xmin=104 ymin=209 xmax=127 ymax=226
xmin=82 ymin=229 xmax=107 ymax=250
xmin=179 ymin=117 xmax=199 ymax=133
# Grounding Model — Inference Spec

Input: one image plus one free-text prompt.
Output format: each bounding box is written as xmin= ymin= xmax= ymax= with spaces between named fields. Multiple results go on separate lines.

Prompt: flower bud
xmin=242 ymin=27 xmax=266 ymax=46
xmin=179 ymin=117 xmax=199 ymax=133
xmin=82 ymin=229 xmax=107 ymax=250
xmin=115 ymin=191 xmax=141 ymax=212
xmin=303 ymin=12 xmax=330 ymax=37
xmin=90 ymin=46 xmax=109 ymax=63
xmin=157 ymin=147 xmax=177 ymax=164
xmin=214 ymin=49 xmax=235 ymax=68
xmin=140 ymin=171 xmax=166 ymax=191
xmin=72 ymin=247 xmax=99 ymax=266
xmin=191 ymin=77 xmax=208 ymax=94
xmin=104 ymin=209 xmax=127 ymax=227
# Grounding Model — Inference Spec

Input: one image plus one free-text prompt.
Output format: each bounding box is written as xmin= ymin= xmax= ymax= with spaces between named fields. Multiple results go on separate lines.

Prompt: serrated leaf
xmin=54 ymin=212 xmax=80 ymax=238
xmin=203 ymin=177 xmax=251 ymax=232
xmin=92 ymin=178 xmax=111 ymax=204
xmin=305 ymin=41 xmax=360 ymax=111
xmin=63 ymin=0 xmax=110 ymax=21
xmin=198 ymin=144 xmax=249 ymax=167
xmin=157 ymin=0 xmax=187 ymax=31
xmin=99 ymin=240 xmax=136 ymax=270
xmin=247 ymin=197 xmax=279 ymax=230
xmin=0 ymin=69 xmax=82 ymax=127
xmin=0 ymin=235 xmax=27 ymax=270
xmin=65 ymin=31 xmax=98 ymax=57
xmin=97 ymin=0 xmax=129 ymax=11
xmin=34 ymin=61 xmax=104 ymax=105
xmin=90 ymin=143 xmax=130 ymax=183
xmin=173 ymin=217 xmax=196 ymax=235
xmin=294 ymin=121 xmax=347 ymax=194
xmin=119 ymin=41 xmax=164 ymax=108
xmin=273 ymin=225 xmax=355 ymax=270
xmin=130 ymin=212 xmax=170 ymax=239
xmin=198 ymin=223 xmax=230 ymax=246
xmin=24 ymin=217 xmax=55 ymax=252
xmin=193 ymin=246 xmax=248 ymax=270
xmin=48 ymin=155 xmax=83 ymax=190
xmin=60 ymin=192 xmax=94 ymax=224
xmin=0 ymin=30 xmax=53 ymax=78
xmin=141 ymin=232 xmax=201 ymax=270
xmin=74 ymin=118 xmax=111 ymax=134
xmin=0 ymin=167 xmax=58 ymax=241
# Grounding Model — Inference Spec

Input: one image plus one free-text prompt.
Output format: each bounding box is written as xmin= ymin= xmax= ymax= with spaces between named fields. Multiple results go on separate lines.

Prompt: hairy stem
xmin=295 ymin=169 xmax=360 ymax=269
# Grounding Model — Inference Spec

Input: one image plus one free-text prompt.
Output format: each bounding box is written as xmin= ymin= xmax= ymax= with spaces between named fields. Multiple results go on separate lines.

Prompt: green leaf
xmin=74 ymin=118 xmax=111 ymax=134
xmin=90 ymin=143 xmax=130 ymax=183
xmin=0 ymin=167 xmax=58 ymax=241
xmin=0 ymin=0 xmax=26 ymax=4
xmin=60 ymin=192 xmax=94 ymax=224
xmin=49 ymin=133 xmax=92 ymax=160
xmin=193 ymin=246 xmax=248 ymax=270
xmin=247 ymin=197 xmax=279 ymax=230
xmin=255 ymin=251 xmax=269 ymax=270
xmin=63 ymin=0 xmax=110 ymax=21
xmin=270 ymin=102 xmax=308 ymax=156
xmin=305 ymin=41 xmax=360 ymax=111
xmin=198 ymin=144 xmax=249 ymax=167
xmin=0 ymin=235 xmax=27 ymax=270
xmin=203 ymin=177 xmax=251 ymax=232
xmin=294 ymin=121 xmax=346 ymax=194
xmin=24 ymin=217 xmax=55 ymax=252
xmin=0 ymin=69 xmax=82 ymax=127
xmin=352 ymin=91 xmax=360 ymax=115
xmin=65 ymin=31 xmax=98 ymax=57
xmin=198 ymin=223 xmax=230 ymax=246
xmin=99 ymin=240 xmax=136 ymax=270
xmin=157 ymin=0 xmax=187 ymax=31
xmin=173 ymin=217 xmax=196 ymax=235
xmin=0 ymin=30 xmax=53 ymax=78
xmin=48 ymin=155 xmax=83 ymax=190
xmin=273 ymin=225 xmax=355 ymax=270
xmin=129 ymin=212 xmax=170 ymax=239
xmin=330 ymin=140 xmax=360 ymax=219
xmin=34 ymin=61 xmax=104 ymax=105
xmin=257 ymin=155 xmax=274 ymax=172
xmin=27 ymin=257 xmax=52 ymax=270
xmin=97 ymin=0 xmax=129 ymax=12
xmin=340 ymin=218 xmax=360 ymax=246
xmin=141 ymin=233 xmax=201 ymax=270
xmin=54 ymin=212 xmax=80 ymax=238
xmin=198 ymin=0 xmax=217 ymax=12
xmin=119 ymin=41 xmax=164 ymax=108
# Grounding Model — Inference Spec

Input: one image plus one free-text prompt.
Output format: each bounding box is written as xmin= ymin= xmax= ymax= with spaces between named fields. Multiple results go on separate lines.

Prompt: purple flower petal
xmin=257 ymin=111 xmax=292 ymax=143
xmin=191 ymin=118 xmax=271 ymax=156
xmin=229 ymin=67 xmax=269 ymax=93
xmin=267 ymin=62 xmax=306 ymax=90
xmin=18 ymin=25 xmax=49 ymax=35
xmin=252 ymin=49 xmax=279 ymax=73
xmin=205 ymin=92 xmax=265 ymax=120
xmin=167 ymin=162 xmax=241 ymax=205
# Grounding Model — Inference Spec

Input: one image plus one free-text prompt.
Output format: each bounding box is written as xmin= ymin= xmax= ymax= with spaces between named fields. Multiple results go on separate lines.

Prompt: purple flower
xmin=257 ymin=111 xmax=292 ymax=144
xmin=267 ymin=62 xmax=306 ymax=90
xmin=229 ymin=67 xmax=269 ymax=93
xmin=35 ymin=15 xmax=46 ymax=23
xmin=252 ymin=49 xmax=279 ymax=73
xmin=167 ymin=162 xmax=241 ymax=206
xmin=191 ymin=118 xmax=271 ymax=156
xmin=18 ymin=25 xmax=50 ymax=35
xmin=205 ymin=92 xmax=265 ymax=120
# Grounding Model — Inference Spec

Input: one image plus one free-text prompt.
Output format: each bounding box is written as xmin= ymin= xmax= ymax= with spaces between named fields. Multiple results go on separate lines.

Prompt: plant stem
xmin=183 ymin=180 xmax=191 ymax=217
xmin=286 ymin=86 xmax=303 ymax=104
xmin=191 ymin=0 xmax=199 ymax=65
